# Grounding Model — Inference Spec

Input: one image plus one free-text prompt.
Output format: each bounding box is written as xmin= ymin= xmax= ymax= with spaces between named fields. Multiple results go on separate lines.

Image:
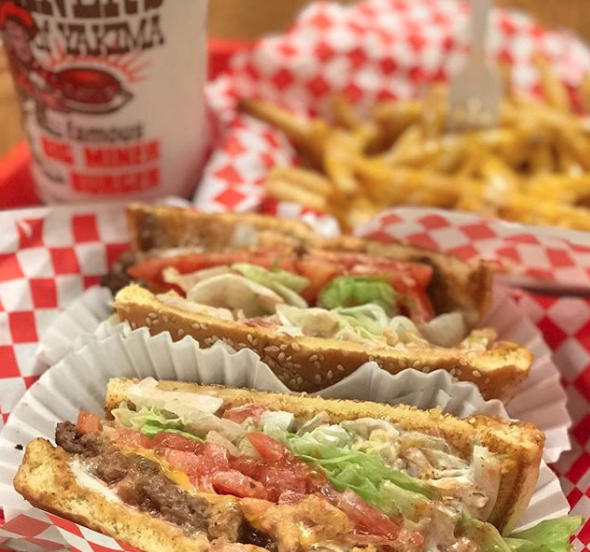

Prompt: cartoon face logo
xmin=0 ymin=1 xmax=133 ymax=116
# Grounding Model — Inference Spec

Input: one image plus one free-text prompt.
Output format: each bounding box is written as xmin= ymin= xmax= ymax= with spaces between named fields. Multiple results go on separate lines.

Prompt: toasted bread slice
xmin=125 ymin=203 xmax=494 ymax=323
xmin=113 ymin=284 xmax=532 ymax=402
xmin=106 ymin=378 xmax=545 ymax=535
xmin=14 ymin=439 xmax=214 ymax=552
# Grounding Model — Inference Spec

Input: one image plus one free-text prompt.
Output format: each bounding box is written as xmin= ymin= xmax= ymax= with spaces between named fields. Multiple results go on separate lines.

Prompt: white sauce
xmin=70 ymin=459 xmax=122 ymax=505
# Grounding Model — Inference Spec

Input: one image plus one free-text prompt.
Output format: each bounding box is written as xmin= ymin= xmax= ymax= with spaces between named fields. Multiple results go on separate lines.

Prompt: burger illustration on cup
xmin=0 ymin=1 xmax=133 ymax=116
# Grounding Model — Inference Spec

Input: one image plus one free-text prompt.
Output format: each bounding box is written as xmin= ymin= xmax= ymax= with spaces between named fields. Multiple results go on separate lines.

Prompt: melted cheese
xmin=127 ymin=447 xmax=194 ymax=492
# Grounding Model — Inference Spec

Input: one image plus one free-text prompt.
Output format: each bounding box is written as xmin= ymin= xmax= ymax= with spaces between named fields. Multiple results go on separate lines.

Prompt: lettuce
xmin=461 ymin=513 xmax=584 ymax=552
xmin=318 ymin=276 xmax=398 ymax=315
xmin=506 ymin=516 xmax=584 ymax=552
xmin=278 ymin=429 xmax=434 ymax=517
xmin=233 ymin=263 xmax=309 ymax=308
xmin=335 ymin=304 xmax=390 ymax=336
xmin=112 ymin=405 xmax=203 ymax=442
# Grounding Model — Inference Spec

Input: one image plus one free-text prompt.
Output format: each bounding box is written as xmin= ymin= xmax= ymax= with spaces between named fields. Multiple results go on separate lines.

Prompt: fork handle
xmin=470 ymin=0 xmax=493 ymax=60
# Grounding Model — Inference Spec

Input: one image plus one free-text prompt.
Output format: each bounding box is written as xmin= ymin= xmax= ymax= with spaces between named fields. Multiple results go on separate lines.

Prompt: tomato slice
xmin=76 ymin=412 xmax=101 ymax=434
xmin=127 ymin=250 xmax=295 ymax=289
xmin=402 ymin=288 xmax=436 ymax=324
xmin=222 ymin=404 xmax=268 ymax=424
xmin=150 ymin=432 xmax=201 ymax=453
xmin=337 ymin=489 xmax=400 ymax=539
xmin=229 ymin=455 xmax=263 ymax=479
xmin=211 ymin=470 xmax=268 ymax=500
xmin=247 ymin=433 xmax=288 ymax=465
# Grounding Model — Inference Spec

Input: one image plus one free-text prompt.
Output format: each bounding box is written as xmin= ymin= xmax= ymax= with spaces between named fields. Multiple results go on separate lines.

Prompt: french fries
xmin=239 ymin=57 xmax=590 ymax=232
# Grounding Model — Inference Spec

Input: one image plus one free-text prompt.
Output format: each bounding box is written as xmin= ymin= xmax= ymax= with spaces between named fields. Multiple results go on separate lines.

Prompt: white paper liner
xmin=0 ymin=326 xmax=570 ymax=534
xmin=36 ymin=283 xmax=571 ymax=463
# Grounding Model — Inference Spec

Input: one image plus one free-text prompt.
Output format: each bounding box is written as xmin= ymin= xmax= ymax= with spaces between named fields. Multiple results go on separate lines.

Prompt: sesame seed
xmin=278 ymin=352 xmax=286 ymax=362
xmin=152 ymin=319 xmax=159 ymax=325
xmin=412 ymin=360 xmax=421 ymax=368
xmin=459 ymin=358 xmax=467 ymax=366
xmin=265 ymin=346 xmax=280 ymax=353
xmin=247 ymin=334 xmax=254 ymax=343
xmin=314 ymin=374 xmax=322 ymax=383
xmin=296 ymin=376 xmax=303 ymax=385
xmin=327 ymin=370 xmax=333 ymax=379
xmin=291 ymin=343 xmax=301 ymax=351
xmin=238 ymin=343 xmax=247 ymax=349
xmin=310 ymin=355 xmax=318 ymax=362
xmin=286 ymin=356 xmax=293 ymax=362
xmin=280 ymin=344 xmax=288 ymax=351
xmin=423 ymin=366 xmax=431 ymax=373
xmin=318 ymin=354 xmax=325 ymax=361
xmin=163 ymin=315 xmax=169 ymax=323
xmin=449 ymin=368 xmax=457 ymax=376
xmin=178 ymin=329 xmax=185 ymax=337
xmin=131 ymin=322 xmax=137 ymax=329
xmin=289 ymin=378 xmax=297 ymax=387
xmin=145 ymin=317 xmax=152 ymax=326
xmin=267 ymin=359 xmax=276 ymax=368
xmin=314 ymin=361 xmax=321 ymax=369
xmin=484 ymin=377 xmax=491 ymax=384
xmin=191 ymin=323 xmax=202 ymax=330
xmin=294 ymin=363 xmax=302 ymax=369
xmin=148 ymin=312 xmax=158 ymax=319
xmin=337 ymin=364 xmax=345 ymax=371
xmin=473 ymin=370 xmax=481 ymax=378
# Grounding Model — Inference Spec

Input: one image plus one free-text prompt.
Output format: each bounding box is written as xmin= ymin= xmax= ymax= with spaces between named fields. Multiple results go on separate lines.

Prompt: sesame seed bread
xmin=105 ymin=378 xmax=546 ymax=535
xmin=125 ymin=203 xmax=493 ymax=323
xmin=13 ymin=439 xmax=216 ymax=552
xmin=113 ymin=284 xmax=532 ymax=402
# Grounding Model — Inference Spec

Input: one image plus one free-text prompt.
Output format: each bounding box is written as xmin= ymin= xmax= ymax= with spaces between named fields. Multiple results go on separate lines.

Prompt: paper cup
xmin=36 ymin=283 xmax=571 ymax=463
xmin=0 ymin=325 xmax=570 ymax=534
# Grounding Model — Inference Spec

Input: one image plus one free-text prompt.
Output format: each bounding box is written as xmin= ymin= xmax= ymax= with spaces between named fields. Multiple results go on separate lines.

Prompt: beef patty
xmin=56 ymin=421 xmax=242 ymax=541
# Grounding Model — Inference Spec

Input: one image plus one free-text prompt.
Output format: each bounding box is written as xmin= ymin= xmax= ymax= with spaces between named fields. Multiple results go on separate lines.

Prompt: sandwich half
xmin=108 ymin=205 xmax=532 ymax=402
xmin=16 ymin=378 xmax=580 ymax=552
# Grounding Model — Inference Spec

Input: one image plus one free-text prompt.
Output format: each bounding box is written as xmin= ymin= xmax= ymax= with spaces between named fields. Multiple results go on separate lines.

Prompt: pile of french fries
xmin=239 ymin=55 xmax=590 ymax=232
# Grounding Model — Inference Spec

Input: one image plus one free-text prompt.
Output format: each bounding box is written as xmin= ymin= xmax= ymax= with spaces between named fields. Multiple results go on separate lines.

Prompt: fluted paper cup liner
xmin=0 ymin=325 xmax=570 ymax=535
xmin=36 ymin=283 xmax=571 ymax=463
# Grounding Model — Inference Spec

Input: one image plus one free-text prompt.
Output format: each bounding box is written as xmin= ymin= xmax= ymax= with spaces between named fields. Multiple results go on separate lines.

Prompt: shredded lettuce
xmin=335 ymin=304 xmax=390 ymax=336
xmin=318 ymin=276 xmax=398 ymax=315
xmin=111 ymin=405 xmax=203 ymax=442
xmin=269 ymin=428 xmax=434 ymax=517
xmin=232 ymin=263 xmax=310 ymax=308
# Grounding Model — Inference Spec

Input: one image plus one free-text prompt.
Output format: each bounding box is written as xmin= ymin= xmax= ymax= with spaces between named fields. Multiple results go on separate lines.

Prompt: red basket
xmin=0 ymin=38 xmax=248 ymax=210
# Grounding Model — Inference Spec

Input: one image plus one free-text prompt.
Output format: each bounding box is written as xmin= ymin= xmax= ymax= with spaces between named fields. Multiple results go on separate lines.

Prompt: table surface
xmin=1 ymin=0 xmax=589 ymax=159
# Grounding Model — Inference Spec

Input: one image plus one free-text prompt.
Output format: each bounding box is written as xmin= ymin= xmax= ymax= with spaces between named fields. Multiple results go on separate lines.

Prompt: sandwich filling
xmin=126 ymin=249 xmax=491 ymax=350
xmin=55 ymin=380 xmax=580 ymax=552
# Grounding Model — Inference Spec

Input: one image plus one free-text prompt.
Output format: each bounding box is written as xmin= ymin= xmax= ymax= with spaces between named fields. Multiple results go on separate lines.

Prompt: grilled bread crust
xmin=14 ymin=439 xmax=214 ymax=552
xmin=125 ymin=203 xmax=494 ymax=322
xmin=113 ymin=284 xmax=532 ymax=402
xmin=106 ymin=378 xmax=545 ymax=536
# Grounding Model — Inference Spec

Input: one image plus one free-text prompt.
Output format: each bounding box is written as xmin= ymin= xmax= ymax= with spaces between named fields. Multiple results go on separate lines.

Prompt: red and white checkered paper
xmin=197 ymin=0 xmax=590 ymax=289
xmin=0 ymin=205 xmax=589 ymax=551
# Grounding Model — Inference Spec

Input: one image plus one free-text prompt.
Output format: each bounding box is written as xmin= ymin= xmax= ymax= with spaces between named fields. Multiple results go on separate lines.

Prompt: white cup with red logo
xmin=0 ymin=0 xmax=209 ymax=203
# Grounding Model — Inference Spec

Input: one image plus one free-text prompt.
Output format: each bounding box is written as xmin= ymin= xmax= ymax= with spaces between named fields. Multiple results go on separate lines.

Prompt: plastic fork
xmin=447 ymin=0 xmax=502 ymax=132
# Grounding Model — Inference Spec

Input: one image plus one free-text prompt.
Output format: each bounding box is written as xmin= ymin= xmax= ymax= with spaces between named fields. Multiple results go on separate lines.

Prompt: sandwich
xmin=14 ymin=378 xmax=581 ymax=552
xmin=108 ymin=204 xmax=532 ymax=402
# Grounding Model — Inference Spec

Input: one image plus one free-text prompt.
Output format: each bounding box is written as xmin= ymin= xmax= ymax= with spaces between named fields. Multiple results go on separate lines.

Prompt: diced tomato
xmin=128 ymin=251 xmax=295 ymax=289
xmin=229 ymin=455 xmax=263 ymax=479
xmin=278 ymin=490 xmax=307 ymax=505
xmin=76 ymin=412 xmax=101 ymax=434
xmin=257 ymin=466 xmax=307 ymax=502
xmin=222 ymin=404 xmax=268 ymax=424
xmin=150 ymin=432 xmax=201 ymax=453
xmin=162 ymin=449 xmax=211 ymax=476
xmin=296 ymin=258 xmax=339 ymax=303
xmin=211 ymin=470 xmax=268 ymax=500
xmin=337 ymin=489 xmax=400 ymax=539
xmin=198 ymin=443 xmax=231 ymax=469
xmin=247 ymin=433 xmax=288 ymax=465
xmin=402 ymin=288 xmax=436 ymax=324
xmin=109 ymin=427 xmax=151 ymax=449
